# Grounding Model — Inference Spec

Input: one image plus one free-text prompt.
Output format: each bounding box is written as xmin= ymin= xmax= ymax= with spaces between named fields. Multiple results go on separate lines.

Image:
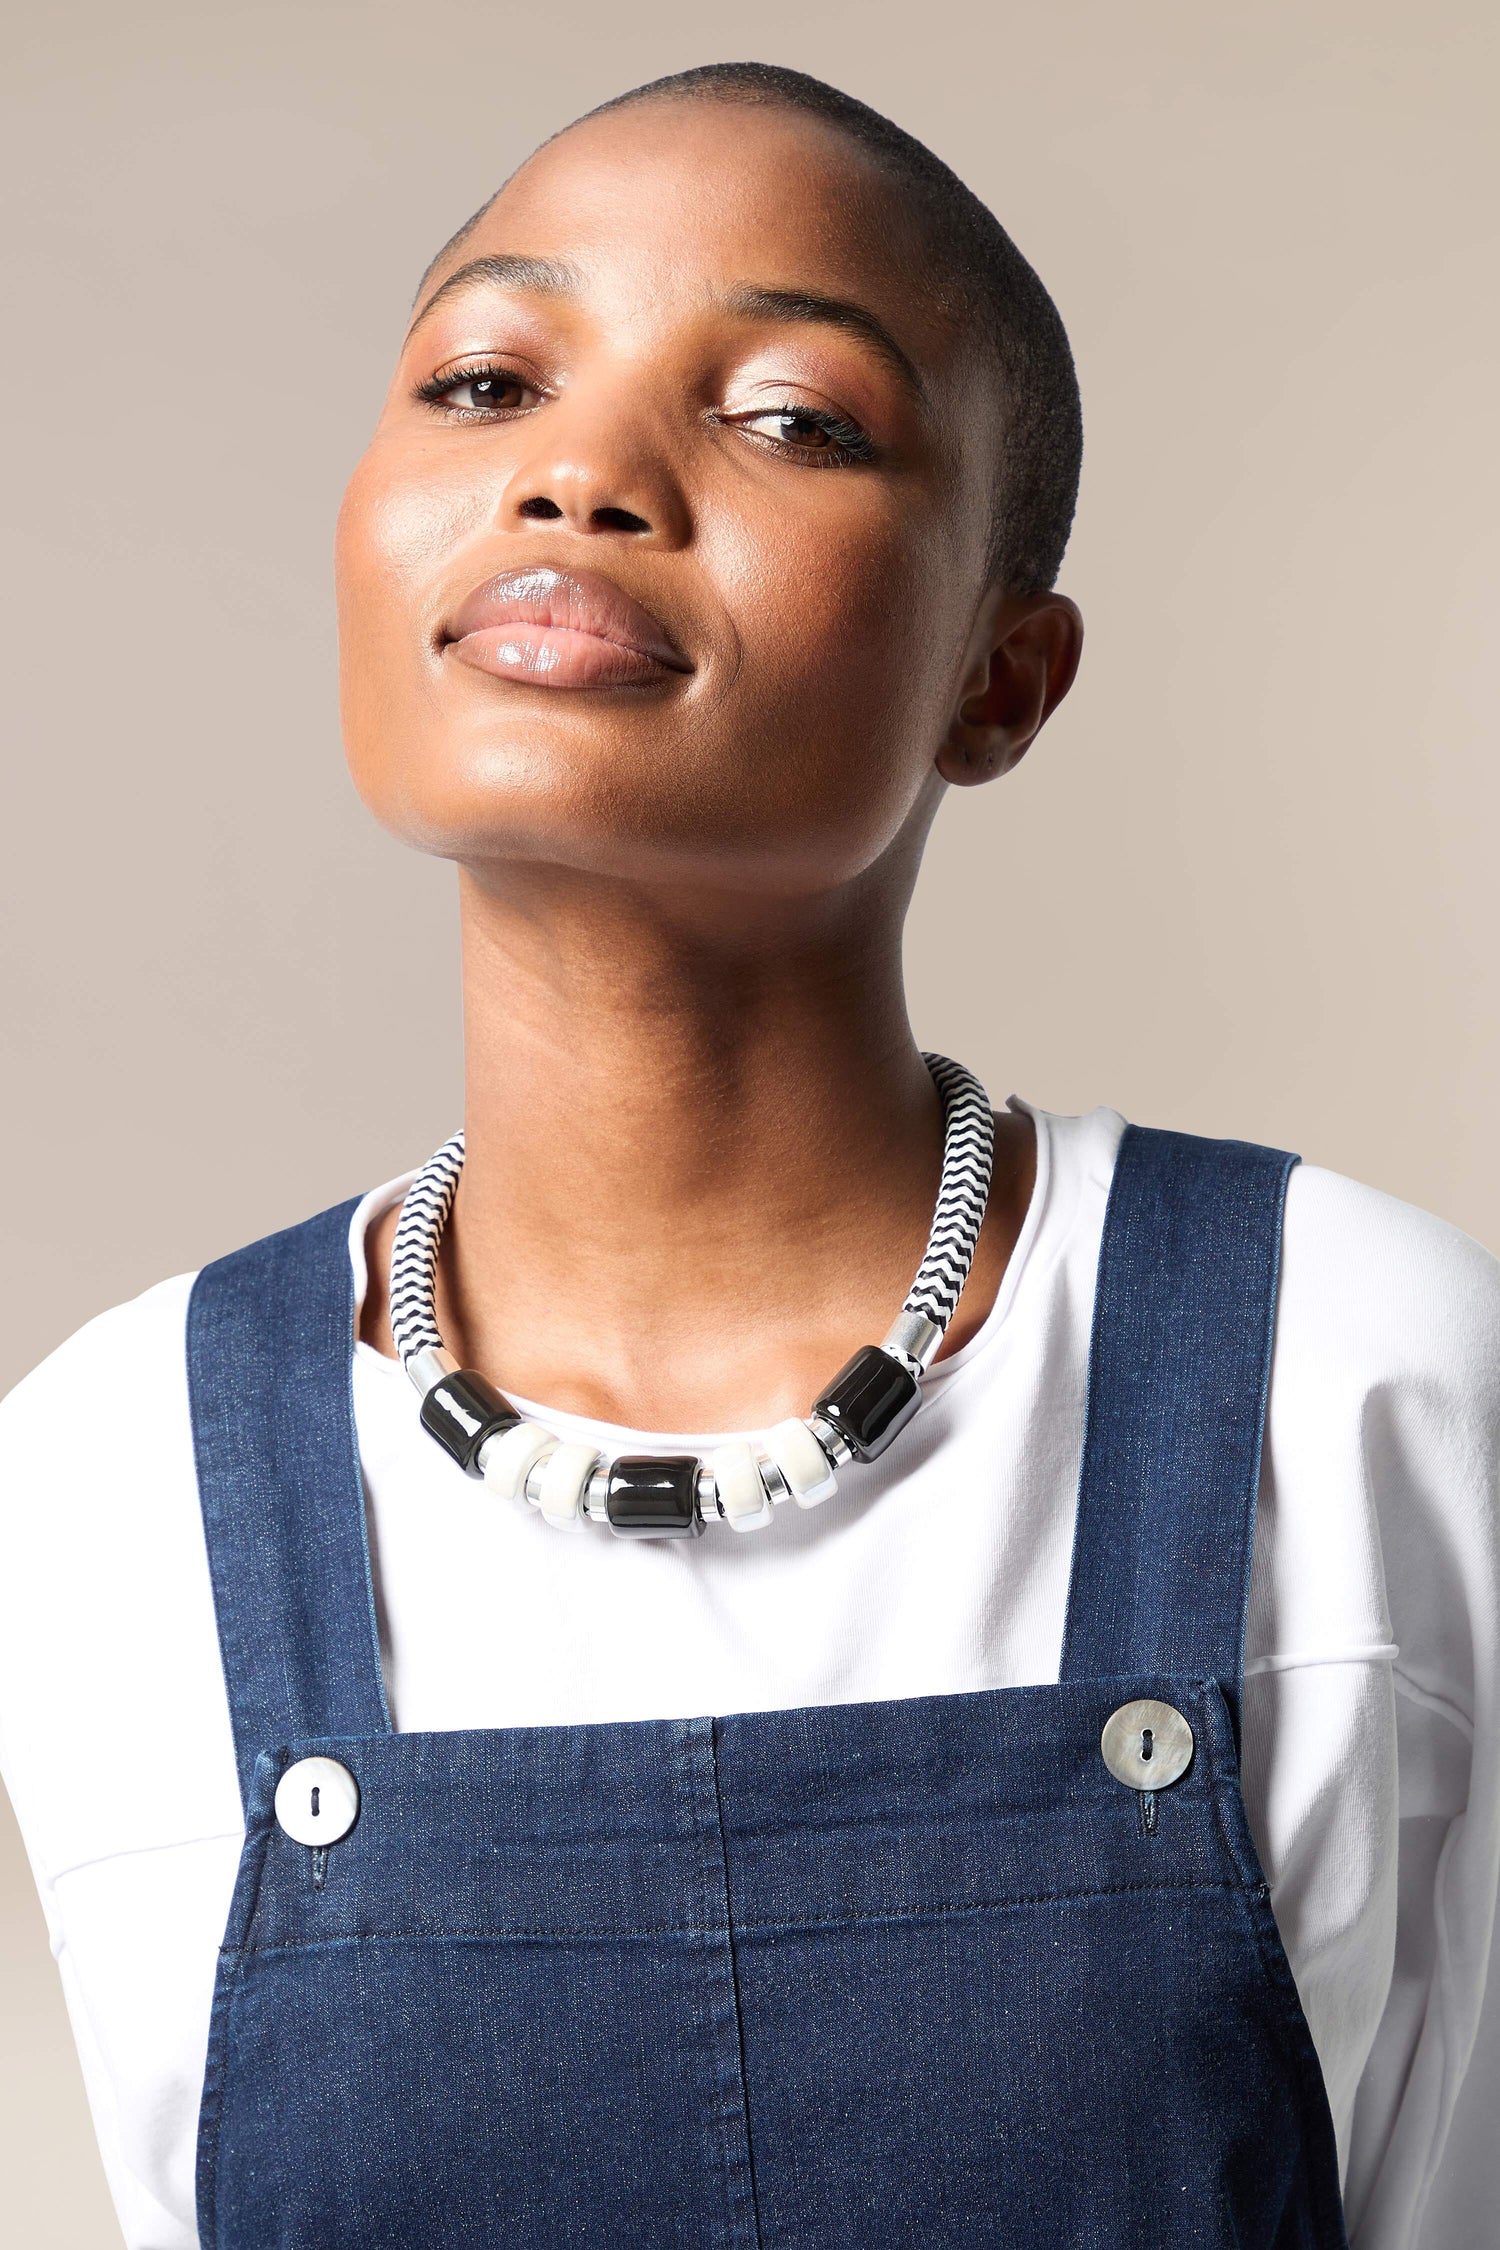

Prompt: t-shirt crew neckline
xmin=348 ymin=1095 xmax=1060 ymax=1457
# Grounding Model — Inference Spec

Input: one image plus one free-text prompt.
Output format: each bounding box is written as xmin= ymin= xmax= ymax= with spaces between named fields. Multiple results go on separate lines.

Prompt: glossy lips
xmin=442 ymin=565 xmax=692 ymax=689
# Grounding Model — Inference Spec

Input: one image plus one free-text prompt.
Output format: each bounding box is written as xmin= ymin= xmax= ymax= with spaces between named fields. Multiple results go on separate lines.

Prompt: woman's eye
xmin=416 ymin=367 xmax=534 ymax=415
xmin=749 ymin=408 xmax=836 ymax=449
xmin=734 ymin=405 xmax=876 ymax=465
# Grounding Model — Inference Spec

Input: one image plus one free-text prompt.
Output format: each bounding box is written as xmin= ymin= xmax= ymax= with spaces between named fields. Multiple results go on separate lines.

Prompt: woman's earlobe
xmin=935 ymin=730 xmax=1012 ymax=787
xmin=936 ymin=592 xmax=1084 ymax=788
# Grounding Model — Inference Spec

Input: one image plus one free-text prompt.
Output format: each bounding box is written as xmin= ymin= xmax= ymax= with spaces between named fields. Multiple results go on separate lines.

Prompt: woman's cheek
xmin=759 ymin=530 xmax=934 ymax=718
xmin=712 ymin=495 xmax=902 ymax=679
xmin=337 ymin=435 xmax=497 ymax=635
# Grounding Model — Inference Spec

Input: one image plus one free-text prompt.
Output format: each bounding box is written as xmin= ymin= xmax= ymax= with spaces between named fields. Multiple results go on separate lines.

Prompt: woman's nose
xmin=516 ymin=490 xmax=652 ymax=535
xmin=497 ymin=394 xmax=691 ymax=545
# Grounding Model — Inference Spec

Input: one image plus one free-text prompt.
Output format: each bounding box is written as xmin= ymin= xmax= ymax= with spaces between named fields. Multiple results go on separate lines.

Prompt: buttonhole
xmin=1139 ymin=1728 xmax=1154 ymax=1763
xmin=310 ymin=1785 xmax=321 ymax=1818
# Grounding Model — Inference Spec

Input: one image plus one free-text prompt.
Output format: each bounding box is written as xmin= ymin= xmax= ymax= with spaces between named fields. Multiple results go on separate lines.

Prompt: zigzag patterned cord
xmin=903 ymin=1053 xmax=995 ymax=1330
xmin=389 ymin=1054 xmax=994 ymax=1373
xmin=389 ymin=1128 xmax=464 ymax=1365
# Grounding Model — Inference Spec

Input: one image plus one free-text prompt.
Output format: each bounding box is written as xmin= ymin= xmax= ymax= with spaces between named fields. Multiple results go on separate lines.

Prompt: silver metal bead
xmin=757 ymin=1453 xmax=791 ymax=1506
xmin=695 ymin=1466 xmax=723 ymax=1522
xmin=585 ymin=1464 xmax=612 ymax=1523
xmin=808 ymin=1413 xmax=854 ymax=1467
xmin=882 ymin=1310 xmax=945 ymax=1373
xmin=405 ymin=1344 xmax=459 ymax=1397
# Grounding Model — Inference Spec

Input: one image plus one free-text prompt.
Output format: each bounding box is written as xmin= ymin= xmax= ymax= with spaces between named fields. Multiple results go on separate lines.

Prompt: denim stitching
xmin=708 ymin=1721 xmax=765 ymax=2250
xmin=674 ymin=1720 xmax=739 ymax=2250
xmin=228 ymin=1877 xmax=1241 ymax=1957
xmin=197 ymin=1810 xmax=276 ymax=2245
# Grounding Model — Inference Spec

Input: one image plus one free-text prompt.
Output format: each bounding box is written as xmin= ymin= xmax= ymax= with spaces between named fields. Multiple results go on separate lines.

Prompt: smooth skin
xmin=347 ymin=95 xmax=1083 ymax=1431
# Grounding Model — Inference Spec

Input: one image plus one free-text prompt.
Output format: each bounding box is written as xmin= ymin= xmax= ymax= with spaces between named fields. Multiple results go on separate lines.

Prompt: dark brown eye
xmin=417 ymin=366 xmax=535 ymax=414
xmin=778 ymin=410 xmax=834 ymax=447
xmin=751 ymin=409 xmax=835 ymax=449
xmin=448 ymin=372 xmax=527 ymax=411
xmin=731 ymin=402 xmax=876 ymax=466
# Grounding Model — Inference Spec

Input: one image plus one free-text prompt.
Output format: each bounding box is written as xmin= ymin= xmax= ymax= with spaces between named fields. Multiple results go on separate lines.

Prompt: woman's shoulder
xmin=1034 ymin=1098 xmax=1500 ymax=1323
xmin=1278 ymin=1154 xmax=1500 ymax=1397
xmin=0 ymin=1266 xmax=244 ymax=1881
xmin=0 ymin=1268 xmax=207 ymax=1682
xmin=0 ymin=1181 xmax=377 ymax=1456
xmin=1029 ymin=1097 xmax=1500 ymax=1396
xmin=0 ymin=1266 xmax=202 ymax=1459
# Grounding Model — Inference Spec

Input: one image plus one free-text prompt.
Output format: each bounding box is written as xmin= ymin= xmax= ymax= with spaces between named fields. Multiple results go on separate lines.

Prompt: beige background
xmin=2 ymin=0 xmax=1495 ymax=2239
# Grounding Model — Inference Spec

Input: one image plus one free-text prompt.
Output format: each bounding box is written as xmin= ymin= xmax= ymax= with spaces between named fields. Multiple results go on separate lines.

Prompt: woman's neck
xmin=361 ymin=863 xmax=1033 ymax=1429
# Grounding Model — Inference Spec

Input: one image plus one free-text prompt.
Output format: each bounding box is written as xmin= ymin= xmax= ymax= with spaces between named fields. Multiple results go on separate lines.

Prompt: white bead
xmin=764 ymin=1417 xmax=838 ymax=1508
xmin=538 ymin=1440 xmax=598 ymax=1533
xmin=479 ymin=1421 xmax=557 ymax=1504
xmin=709 ymin=1440 xmax=773 ymax=1533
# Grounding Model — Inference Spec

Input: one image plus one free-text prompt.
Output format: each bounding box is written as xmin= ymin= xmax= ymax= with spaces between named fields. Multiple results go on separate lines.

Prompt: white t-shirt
xmin=2 ymin=1101 xmax=1499 ymax=2250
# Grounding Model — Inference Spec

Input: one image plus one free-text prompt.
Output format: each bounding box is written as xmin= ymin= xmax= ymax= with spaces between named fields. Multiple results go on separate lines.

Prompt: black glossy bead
xmin=419 ymin=1369 xmax=521 ymax=1476
xmin=812 ymin=1345 xmax=921 ymax=1463
xmin=606 ymin=1455 xmax=704 ymax=1539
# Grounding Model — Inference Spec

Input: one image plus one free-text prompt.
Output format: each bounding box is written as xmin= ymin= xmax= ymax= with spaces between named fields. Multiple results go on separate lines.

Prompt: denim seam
xmin=224 ymin=1878 xmax=1242 ymax=1958
xmin=1222 ymin=1877 xmax=1351 ymax=2246
xmin=1056 ymin=1128 xmax=1129 ymax=1676
xmin=1201 ymin=1685 xmax=1279 ymax=1904
xmin=1229 ymin=1148 xmax=1300 ymax=1731
xmin=194 ymin=1953 xmax=240 ymax=2250
xmin=733 ymin=1879 xmax=1240 ymax=1933
xmin=196 ymin=1813 xmax=276 ymax=2248
xmin=675 ymin=1721 xmax=743 ymax=2250
xmin=708 ymin=1785 xmax=1214 ymax=1846
xmin=1199 ymin=1694 xmax=1350 ymax=2246
xmin=707 ymin=1723 xmax=765 ymax=2250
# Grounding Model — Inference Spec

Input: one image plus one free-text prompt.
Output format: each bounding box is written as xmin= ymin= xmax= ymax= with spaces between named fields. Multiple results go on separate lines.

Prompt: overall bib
xmin=186 ymin=1126 xmax=1350 ymax=2248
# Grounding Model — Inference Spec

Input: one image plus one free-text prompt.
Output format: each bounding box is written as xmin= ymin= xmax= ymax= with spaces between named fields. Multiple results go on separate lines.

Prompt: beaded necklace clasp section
xmin=390 ymin=1053 xmax=994 ymax=1538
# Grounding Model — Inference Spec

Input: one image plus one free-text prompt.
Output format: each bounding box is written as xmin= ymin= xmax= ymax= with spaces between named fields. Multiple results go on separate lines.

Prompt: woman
xmin=2 ymin=61 xmax=1498 ymax=2250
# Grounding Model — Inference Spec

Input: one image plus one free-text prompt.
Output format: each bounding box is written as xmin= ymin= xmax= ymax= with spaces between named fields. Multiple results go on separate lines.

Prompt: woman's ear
xmin=936 ymin=591 xmax=1084 ymax=787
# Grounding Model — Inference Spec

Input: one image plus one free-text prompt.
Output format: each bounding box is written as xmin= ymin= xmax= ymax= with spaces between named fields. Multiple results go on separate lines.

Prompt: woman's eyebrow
xmin=405 ymin=259 xmax=927 ymax=408
xmin=719 ymin=283 xmax=928 ymax=406
xmin=407 ymin=253 xmax=580 ymax=338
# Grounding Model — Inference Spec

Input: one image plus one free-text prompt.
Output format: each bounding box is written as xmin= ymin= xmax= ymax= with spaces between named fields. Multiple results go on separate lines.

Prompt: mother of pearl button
xmin=274 ymin=1756 xmax=360 ymax=1846
xmin=1100 ymin=1700 xmax=1195 ymax=1791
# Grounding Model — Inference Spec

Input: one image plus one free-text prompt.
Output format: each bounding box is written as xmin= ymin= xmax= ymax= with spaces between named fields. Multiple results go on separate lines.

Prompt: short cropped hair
xmin=429 ymin=62 xmax=1083 ymax=594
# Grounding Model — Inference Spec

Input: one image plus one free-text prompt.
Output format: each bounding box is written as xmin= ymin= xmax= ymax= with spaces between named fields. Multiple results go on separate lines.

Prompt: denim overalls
xmin=185 ymin=1126 xmax=1350 ymax=2247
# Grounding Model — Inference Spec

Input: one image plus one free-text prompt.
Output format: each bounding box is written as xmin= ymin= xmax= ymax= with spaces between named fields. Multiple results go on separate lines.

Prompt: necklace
xmin=391 ymin=1053 xmax=994 ymax=1538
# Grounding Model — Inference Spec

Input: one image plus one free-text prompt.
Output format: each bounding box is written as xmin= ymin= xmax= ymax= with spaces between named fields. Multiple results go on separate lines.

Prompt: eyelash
xmin=730 ymin=405 xmax=877 ymax=469
xmin=413 ymin=362 xmax=532 ymax=416
xmin=412 ymin=361 xmax=878 ymax=468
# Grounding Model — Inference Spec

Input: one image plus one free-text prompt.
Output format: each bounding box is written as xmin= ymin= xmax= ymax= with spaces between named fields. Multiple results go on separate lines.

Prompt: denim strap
xmin=1059 ymin=1125 xmax=1298 ymax=1727
xmin=187 ymin=1198 xmax=391 ymax=1809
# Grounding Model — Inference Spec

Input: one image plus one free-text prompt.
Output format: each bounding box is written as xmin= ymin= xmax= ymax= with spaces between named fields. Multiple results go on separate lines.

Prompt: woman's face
xmin=337 ymin=98 xmax=1017 ymax=898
